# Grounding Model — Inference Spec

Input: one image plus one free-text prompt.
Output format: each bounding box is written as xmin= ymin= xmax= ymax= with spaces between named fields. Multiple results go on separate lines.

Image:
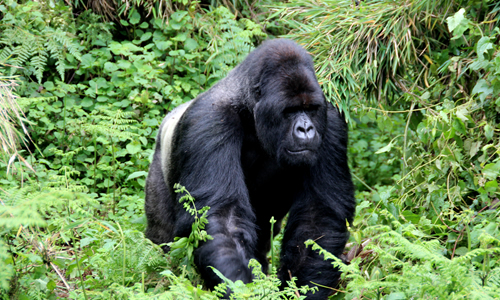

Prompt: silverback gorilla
xmin=145 ymin=39 xmax=355 ymax=299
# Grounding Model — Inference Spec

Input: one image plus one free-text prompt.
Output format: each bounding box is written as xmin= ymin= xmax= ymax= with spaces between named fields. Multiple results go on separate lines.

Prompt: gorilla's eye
xmin=283 ymin=104 xmax=319 ymax=116
xmin=283 ymin=106 xmax=302 ymax=116
xmin=305 ymin=104 xmax=320 ymax=112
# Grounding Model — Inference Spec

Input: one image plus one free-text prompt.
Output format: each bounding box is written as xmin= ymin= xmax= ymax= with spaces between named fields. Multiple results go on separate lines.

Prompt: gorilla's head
xmin=251 ymin=41 xmax=327 ymax=167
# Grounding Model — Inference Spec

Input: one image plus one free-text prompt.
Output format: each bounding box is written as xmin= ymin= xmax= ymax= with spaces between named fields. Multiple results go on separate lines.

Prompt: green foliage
xmin=0 ymin=191 xmax=45 ymax=290
xmin=310 ymin=222 xmax=500 ymax=299
xmin=167 ymin=184 xmax=212 ymax=275
xmin=348 ymin=109 xmax=405 ymax=191
xmin=0 ymin=0 xmax=83 ymax=83
xmin=273 ymin=0 xmax=472 ymax=116
xmin=317 ymin=3 xmax=500 ymax=299
xmin=0 ymin=0 xmax=266 ymax=197
xmin=0 ymin=71 xmax=31 ymax=173
xmin=270 ymin=0 xmax=499 ymax=298
xmin=199 ymin=6 xmax=267 ymax=79
xmin=0 ymin=0 xmax=266 ymax=298
xmin=211 ymin=259 xmax=314 ymax=299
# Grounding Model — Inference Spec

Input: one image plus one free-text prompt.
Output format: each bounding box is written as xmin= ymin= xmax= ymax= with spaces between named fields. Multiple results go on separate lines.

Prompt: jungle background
xmin=1 ymin=0 xmax=500 ymax=299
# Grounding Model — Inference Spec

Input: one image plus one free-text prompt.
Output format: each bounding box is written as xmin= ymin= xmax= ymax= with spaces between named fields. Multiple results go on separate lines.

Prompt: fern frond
xmin=11 ymin=38 xmax=33 ymax=72
xmin=45 ymin=37 xmax=65 ymax=81
xmin=0 ymin=46 xmax=14 ymax=63
xmin=52 ymin=28 xmax=82 ymax=60
xmin=31 ymin=48 xmax=48 ymax=83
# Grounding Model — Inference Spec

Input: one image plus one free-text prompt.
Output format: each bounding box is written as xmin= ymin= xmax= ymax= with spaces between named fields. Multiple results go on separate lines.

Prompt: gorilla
xmin=145 ymin=39 xmax=355 ymax=299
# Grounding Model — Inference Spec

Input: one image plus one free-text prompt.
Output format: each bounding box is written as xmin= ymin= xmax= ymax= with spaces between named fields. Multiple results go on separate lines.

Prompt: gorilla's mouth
xmin=286 ymin=149 xmax=312 ymax=155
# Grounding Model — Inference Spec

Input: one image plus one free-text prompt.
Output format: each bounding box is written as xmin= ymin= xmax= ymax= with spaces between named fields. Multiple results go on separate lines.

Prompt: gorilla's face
xmin=254 ymin=66 xmax=327 ymax=167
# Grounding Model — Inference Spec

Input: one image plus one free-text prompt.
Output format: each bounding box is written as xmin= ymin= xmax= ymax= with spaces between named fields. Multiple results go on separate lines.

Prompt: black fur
xmin=145 ymin=39 xmax=355 ymax=299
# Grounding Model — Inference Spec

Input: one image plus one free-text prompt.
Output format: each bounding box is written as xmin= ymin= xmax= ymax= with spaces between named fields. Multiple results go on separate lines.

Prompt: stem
xmin=116 ymin=222 xmax=126 ymax=287
xmin=93 ymin=138 xmax=97 ymax=192
xmin=69 ymin=194 xmax=88 ymax=300
xmin=402 ymin=101 xmax=415 ymax=195
xmin=270 ymin=216 xmax=276 ymax=270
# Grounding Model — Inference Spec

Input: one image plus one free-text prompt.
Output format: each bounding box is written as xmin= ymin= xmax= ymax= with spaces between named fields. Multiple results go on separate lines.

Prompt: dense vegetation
xmin=1 ymin=0 xmax=499 ymax=299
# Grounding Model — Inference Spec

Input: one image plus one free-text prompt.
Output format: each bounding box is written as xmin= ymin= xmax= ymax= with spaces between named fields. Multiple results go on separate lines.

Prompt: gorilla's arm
xmin=278 ymin=106 xmax=355 ymax=299
xmin=169 ymin=98 xmax=257 ymax=288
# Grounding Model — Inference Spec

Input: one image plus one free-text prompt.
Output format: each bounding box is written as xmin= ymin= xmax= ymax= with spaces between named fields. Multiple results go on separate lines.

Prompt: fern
xmin=211 ymin=259 xmax=313 ymax=299
xmin=168 ymin=184 xmax=212 ymax=274
xmin=31 ymin=47 xmax=48 ymax=84
xmin=81 ymin=108 xmax=139 ymax=141
xmin=0 ymin=3 xmax=82 ymax=83
xmin=0 ymin=187 xmax=46 ymax=290
xmin=310 ymin=222 xmax=500 ymax=299
xmin=8 ymin=36 xmax=34 ymax=74
xmin=0 ymin=46 xmax=13 ymax=63
xmin=52 ymin=28 xmax=82 ymax=61
xmin=85 ymin=229 xmax=168 ymax=289
xmin=76 ymin=10 xmax=114 ymax=47
xmin=198 ymin=6 xmax=266 ymax=80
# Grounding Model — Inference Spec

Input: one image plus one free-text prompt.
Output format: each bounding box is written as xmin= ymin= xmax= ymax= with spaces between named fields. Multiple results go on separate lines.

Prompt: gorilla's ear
xmin=253 ymin=83 xmax=261 ymax=98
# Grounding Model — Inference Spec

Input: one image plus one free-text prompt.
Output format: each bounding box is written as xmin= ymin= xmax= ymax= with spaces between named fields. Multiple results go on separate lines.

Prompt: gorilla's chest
xmin=240 ymin=136 xmax=302 ymax=220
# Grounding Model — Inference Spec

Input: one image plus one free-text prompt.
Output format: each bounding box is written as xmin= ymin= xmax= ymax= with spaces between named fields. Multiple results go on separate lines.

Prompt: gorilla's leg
xmin=145 ymin=132 xmax=176 ymax=250
xmin=279 ymin=199 xmax=350 ymax=299
xmin=193 ymin=207 xmax=258 ymax=289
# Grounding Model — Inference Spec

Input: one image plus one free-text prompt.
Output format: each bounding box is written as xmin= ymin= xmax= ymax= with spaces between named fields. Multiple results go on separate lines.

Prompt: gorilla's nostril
xmin=305 ymin=126 xmax=315 ymax=139
xmin=293 ymin=114 xmax=317 ymax=140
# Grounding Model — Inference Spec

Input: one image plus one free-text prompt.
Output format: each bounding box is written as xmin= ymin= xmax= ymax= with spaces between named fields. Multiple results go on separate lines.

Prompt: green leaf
xmin=447 ymin=8 xmax=465 ymax=31
xmin=375 ymin=141 xmax=393 ymax=154
xmin=173 ymin=33 xmax=187 ymax=42
xmin=104 ymin=62 xmax=118 ymax=72
xmin=401 ymin=211 xmax=420 ymax=224
xmin=446 ymin=8 xmax=470 ymax=40
xmin=102 ymin=179 xmax=114 ymax=187
xmin=469 ymin=141 xmax=481 ymax=157
xmin=455 ymin=107 xmax=469 ymax=122
xmin=484 ymin=124 xmax=494 ymax=141
xmin=144 ymin=118 xmax=159 ymax=126
xmin=109 ymin=42 xmax=142 ymax=56
xmin=140 ymin=32 xmax=152 ymax=42
xmin=129 ymin=10 xmax=141 ymax=25
xmin=126 ymin=171 xmax=148 ymax=181
xmin=126 ymin=141 xmax=141 ymax=154
xmin=483 ymin=161 xmax=500 ymax=180
xmin=184 ymin=38 xmax=198 ymax=51
xmin=472 ymin=79 xmax=493 ymax=102
xmin=80 ymin=53 xmax=96 ymax=68
xmin=46 ymin=280 xmax=56 ymax=291
xmin=117 ymin=60 xmax=131 ymax=70
xmin=81 ymin=97 xmax=93 ymax=107
xmin=155 ymin=40 xmax=172 ymax=51
xmin=386 ymin=292 xmax=406 ymax=300
xmin=96 ymin=96 xmax=108 ymax=102
xmin=453 ymin=118 xmax=466 ymax=135
xmin=62 ymin=219 xmax=89 ymax=230
xmin=476 ymin=36 xmax=493 ymax=59
xmin=469 ymin=58 xmax=490 ymax=71
xmin=44 ymin=81 xmax=55 ymax=91
xmin=171 ymin=11 xmax=188 ymax=22
xmin=484 ymin=180 xmax=498 ymax=193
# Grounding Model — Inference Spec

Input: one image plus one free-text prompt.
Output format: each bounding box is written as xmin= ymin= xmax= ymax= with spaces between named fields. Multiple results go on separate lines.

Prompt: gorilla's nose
xmin=294 ymin=115 xmax=316 ymax=141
